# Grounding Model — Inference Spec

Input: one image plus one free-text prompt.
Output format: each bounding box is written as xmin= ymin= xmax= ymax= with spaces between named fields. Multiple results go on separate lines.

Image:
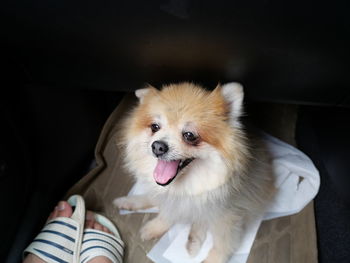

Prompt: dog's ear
xmin=216 ymin=82 xmax=244 ymax=127
xmin=135 ymin=85 xmax=158 ymax=104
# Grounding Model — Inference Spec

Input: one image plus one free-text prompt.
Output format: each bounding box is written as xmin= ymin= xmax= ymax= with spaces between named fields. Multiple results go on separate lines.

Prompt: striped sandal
xmin=24 ymin=195 xmax=86 ymax=263
xmin=80 ymin=214 xmax=124 ymax=263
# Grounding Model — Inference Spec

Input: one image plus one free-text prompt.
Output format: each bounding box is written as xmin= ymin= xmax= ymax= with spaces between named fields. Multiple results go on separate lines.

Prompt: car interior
xmin=2 ymin=1 xmax=350 ymax=263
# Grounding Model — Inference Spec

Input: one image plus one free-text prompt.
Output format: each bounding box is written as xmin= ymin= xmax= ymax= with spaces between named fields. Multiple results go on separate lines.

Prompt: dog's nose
xmin=152 ymin=141 xmax=169 ymax=157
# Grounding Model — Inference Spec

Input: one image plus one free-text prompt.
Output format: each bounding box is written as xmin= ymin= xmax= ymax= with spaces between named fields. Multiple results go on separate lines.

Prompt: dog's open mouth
xmin=153 ymin=158 xmax=194 ymax=186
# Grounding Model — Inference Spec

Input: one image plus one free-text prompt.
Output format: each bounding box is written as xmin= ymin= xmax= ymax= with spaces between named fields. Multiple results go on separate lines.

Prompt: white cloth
xmin=119 ymin=133 xmax=320 ymax=263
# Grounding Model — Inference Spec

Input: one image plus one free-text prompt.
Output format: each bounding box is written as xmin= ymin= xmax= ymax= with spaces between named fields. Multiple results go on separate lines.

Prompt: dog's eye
xmin=183 ymin=132 xmax=199 ymax=144
xmin=151 ymin=123 xmax=161 ymax=133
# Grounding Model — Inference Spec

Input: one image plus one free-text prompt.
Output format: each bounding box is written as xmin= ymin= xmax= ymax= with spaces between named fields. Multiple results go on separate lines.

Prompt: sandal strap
xmin=80 ymin=230 xmax=124 ymax=263
xmin=24 ymin=195 xmax=85 ymax=263
xmin=80 ymin=215 xmax=124 ymax=263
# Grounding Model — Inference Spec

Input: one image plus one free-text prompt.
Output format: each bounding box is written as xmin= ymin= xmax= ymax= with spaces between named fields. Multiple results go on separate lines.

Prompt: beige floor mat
xmin=66 ymin=96 xmax=318 ymax=263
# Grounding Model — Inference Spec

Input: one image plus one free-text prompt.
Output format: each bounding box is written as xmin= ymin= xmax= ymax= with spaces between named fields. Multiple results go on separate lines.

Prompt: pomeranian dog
xmin=114 ymin=82 xmax=274 ymax=263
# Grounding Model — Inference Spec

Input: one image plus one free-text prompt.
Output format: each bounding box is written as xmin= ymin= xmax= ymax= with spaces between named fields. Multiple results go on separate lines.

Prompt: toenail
xmin=58 ymin=202 xmax=65 ymax=211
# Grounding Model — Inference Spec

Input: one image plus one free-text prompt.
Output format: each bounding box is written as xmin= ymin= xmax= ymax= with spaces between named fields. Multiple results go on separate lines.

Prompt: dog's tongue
xmin=154 ymin=159 xmax=180 ymax=185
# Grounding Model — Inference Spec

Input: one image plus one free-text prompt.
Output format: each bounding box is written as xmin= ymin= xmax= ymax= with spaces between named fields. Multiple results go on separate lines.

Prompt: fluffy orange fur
xmin=125 ymin=83 xmax=249 ymax=172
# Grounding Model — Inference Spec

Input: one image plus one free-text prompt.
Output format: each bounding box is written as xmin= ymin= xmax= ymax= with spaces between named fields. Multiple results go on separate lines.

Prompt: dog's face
xmin=122 ymin=83 xmax=247 ymax=194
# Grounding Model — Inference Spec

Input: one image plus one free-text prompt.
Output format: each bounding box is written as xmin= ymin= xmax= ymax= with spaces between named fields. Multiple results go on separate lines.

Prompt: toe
xmin=86 ymin=211 xmax=95 ymax=221
xmin=93 ymin=222 xmax=103 ymax=231
xmin=47 ymin=211 xmax=54 ymax=221
xmin=85 ymin=218 xmax=94 ymax=229
xmin=84 ymin=211 xmax=114 ymax=235
xmin=50 ymin=207 xmax=59 ymax=219
xmin=85 ymin=211 xmax=95 ymax=229
xmin=56 ymin=201 xmax=73 ymax=218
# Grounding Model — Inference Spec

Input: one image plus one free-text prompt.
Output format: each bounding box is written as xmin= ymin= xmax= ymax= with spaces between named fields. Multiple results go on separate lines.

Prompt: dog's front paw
xmin=140 ymin=216 xmax=169 ymax=241
xmin=113 ymin=196 xmax=138 ymax=211
xmin=186 ymin=235 xmax=202 ymax=257
xmin=140 ymin=221 xmax=161 ymax=241
xmin=186 ymin=224 xmax=206 ymax=257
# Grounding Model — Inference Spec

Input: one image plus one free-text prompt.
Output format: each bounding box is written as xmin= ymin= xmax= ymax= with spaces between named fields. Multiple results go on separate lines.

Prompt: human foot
xmin=23 ymin=201 xmax=113 ymax=263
